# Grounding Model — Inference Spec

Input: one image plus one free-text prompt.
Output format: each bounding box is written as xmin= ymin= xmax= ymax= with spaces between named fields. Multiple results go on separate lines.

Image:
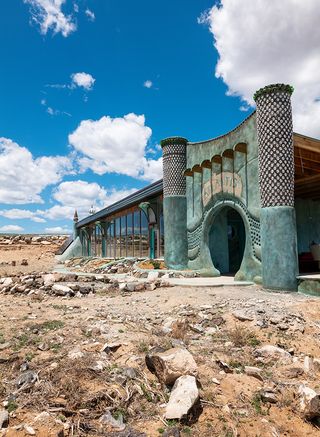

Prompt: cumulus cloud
xmin=0 ymin=138 xmax=73 ymax=204
xmin=24 ymin=0 xmax=76 ymax=37
xmin=0 ymin=209 xmax=45 ymax=223
xmin=39 ymin=180 xmax=138 ymax=221
xmin=140 ymin=157 xmax=163 ymax=182
xmin=69 ymin=114 xmax=163 ymax=181
xmin=53 ymin=180 xmax=109 ymax=209
xmin=143 ymin=80 xmax=153 ymax=89
xmin=0 ymin=225 xmax=24 ymax=233
xmin=85 ymin=8 xmax=95 ymax=22
xmin=200 ymin=0 xmax=320 ymax=136
xmin=45 ymin=226 xmax=71 ymax=234
xmin=71 ymin=72 xmax=95 ymax=91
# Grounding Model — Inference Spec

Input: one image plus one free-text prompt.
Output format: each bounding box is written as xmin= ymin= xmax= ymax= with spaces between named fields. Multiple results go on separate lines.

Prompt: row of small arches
xmin=184 ymin=142 xmax=247 ymax=177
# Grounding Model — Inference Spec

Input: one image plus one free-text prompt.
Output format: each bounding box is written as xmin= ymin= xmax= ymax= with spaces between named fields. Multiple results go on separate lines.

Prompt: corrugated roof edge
xmin=77 ymin=179 xmax=163 ymax=228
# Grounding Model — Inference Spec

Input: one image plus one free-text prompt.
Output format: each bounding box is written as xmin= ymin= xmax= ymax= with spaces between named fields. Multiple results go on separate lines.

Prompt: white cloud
xmin=45 ymin=226 xmax=71 ymax=234
xmin=140 ymin=157 xmax=163 ymax=182
xmin=71 ymin=72 xmax=95 ymax=91
xmin=46 ymin=106 xmax=71 ymax=117
xmin=46 ymin=83 xmax=67 ymax=89
xmin=24 ymin=0 xmax=76 ymax=37
xmin=0 ymin=138 xmax=73 ymax=204
xmin=39 ymin=204 xmax=75 ymax=221
xmin=85 ymin=8 xmax=95 ymax=22
xmin=0 ymin=209 xmax=46 ymax=223
xmin=143 ymin=80 xmax=153 ymax=89
xmin=53 ymin=180 xmax=108 ymax=209
xmin=47 ymin=106 xmax=56 ymax=115
xmin=39 ymin=180 xmax=138 ymax=220
xmin=0 ymin=225 xmax=24 ymax=233
xmin=69 ymin=114 xmax=162 ymax=181
xmin=200 ymin=0 xmax=320 ymax=137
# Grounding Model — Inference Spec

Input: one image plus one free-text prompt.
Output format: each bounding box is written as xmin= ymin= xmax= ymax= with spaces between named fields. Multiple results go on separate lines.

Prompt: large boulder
xmin=0 ymin=410 xmax=8 ymax=429
xmin=254 ymin=345 xmax=291 ymax=362
xmin=298 ymin=384 xmax=320 ymax=420
xmin=146 ymin=347 xmax=197 ymax=385
xmin=165 ymin=375 xmax=199 ymax=420
xmin=52 ymin=284 xmax=72 ymax=296
xmin=42 ymin=273 xmax=56 ymax=286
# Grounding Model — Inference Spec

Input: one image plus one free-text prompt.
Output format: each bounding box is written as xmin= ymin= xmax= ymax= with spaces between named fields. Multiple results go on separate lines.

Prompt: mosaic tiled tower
xmin=161 ymin=137 xmax=188 ymax=269
xmin=255 ymin=84 xmax=298 ymax=291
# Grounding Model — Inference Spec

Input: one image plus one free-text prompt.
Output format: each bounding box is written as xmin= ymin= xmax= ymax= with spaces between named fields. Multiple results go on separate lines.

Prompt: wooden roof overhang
xmin=294 ymin=133 xmax=320 ymax=200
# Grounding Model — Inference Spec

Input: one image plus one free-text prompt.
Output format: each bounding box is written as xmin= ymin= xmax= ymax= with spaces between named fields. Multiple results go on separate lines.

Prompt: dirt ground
xmin=1 ymin=243 xmax=320 ymax=436
xmin=0 ymin=243 xmax=60 ymax=276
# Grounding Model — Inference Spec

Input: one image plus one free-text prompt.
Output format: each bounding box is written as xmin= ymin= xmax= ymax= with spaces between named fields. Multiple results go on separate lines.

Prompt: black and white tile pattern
xmin=256 ymin=91 xmax=294 ymax=207
xmin=162 ymin=143 xmax=187 ymax=197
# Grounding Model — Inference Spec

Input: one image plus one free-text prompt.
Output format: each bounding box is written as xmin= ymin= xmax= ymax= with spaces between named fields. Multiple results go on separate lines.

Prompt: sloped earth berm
xmin=1 ymin=274 xmax=320 ymax=437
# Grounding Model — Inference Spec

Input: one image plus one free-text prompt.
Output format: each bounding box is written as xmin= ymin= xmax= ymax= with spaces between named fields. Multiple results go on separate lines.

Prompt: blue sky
xmin=0 ymin=0 xmax=319 ymax=234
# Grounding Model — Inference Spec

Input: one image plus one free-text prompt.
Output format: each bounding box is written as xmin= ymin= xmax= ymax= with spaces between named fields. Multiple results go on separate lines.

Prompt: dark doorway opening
xmin=209 ymin=207 xmax=246 ymax=274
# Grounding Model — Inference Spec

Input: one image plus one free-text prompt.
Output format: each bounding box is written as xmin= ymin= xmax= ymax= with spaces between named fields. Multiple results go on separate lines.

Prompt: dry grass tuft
xmin=227 ymin=325 xmax=261 ymax=348
xmin=170 ymin=319 xmax=189 ymax=340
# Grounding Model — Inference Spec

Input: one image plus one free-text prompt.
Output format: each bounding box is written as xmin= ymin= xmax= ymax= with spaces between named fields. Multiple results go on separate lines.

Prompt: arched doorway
xmin=209 ymin=206 xmax=246 ymax=274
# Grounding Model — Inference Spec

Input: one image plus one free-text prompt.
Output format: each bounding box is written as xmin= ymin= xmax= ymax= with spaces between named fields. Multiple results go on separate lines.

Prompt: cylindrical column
xmin=161 ymin=137 xmax=188 ymax=270
xmin=254 ymin=83 xmax=298 ymax=291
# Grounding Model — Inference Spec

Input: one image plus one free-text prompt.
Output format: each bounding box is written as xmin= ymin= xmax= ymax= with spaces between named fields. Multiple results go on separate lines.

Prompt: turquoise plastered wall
xmin=295 ymin=198 xmax=320 ymax=253
xmin=186 ymin=113 xmax=262 ymax=280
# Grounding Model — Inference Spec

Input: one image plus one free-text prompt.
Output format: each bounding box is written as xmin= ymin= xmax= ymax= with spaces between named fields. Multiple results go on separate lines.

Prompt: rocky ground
xmin=0 ymin=235 xmax=67 ymax=276
xmin=1 ymin=238 xmax=320 ymax=436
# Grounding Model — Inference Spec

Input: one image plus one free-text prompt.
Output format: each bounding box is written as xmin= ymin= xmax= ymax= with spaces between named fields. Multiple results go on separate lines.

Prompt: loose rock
xmin=146 ymin=347 xmax=198 ymax=385
xmin=0 ymin=410 xmax=9 ymax=429
xmin=165 ymin=375 xmax=199 ymax=420
xmin=298 ymin=384 xmax=320 ymax=420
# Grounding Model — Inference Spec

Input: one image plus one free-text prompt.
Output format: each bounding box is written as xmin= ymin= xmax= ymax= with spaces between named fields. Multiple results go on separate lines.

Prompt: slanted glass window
xmin=134 ymin=210 xmax=141 ymax=257
xmin=160 ymin=212 xmax=165 ymax=258
xmin=109 ymin=221 xmax=115 ymax=258
xmin=127 ymin=213 xmax=134 ymax=257
xmin=120 ymin=215 xmax=127 ymax=257
xmin=81 ymin=230 xmax=89 ymax=256
xmin=106 ymin=223 xmax=111 ymax=257
xmin=90 ymin=227 xmax=95 ymax=256
xmin=115 ymin=218 xmax=121 ymax=258
xmin=141 ymin=211 xmax=149 ymax=258
xmin=95 ymin=225 xmax=102 ymax=257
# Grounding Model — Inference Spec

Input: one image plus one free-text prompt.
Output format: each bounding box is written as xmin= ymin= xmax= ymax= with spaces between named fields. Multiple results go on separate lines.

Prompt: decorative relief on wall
xmin=187 ymin=198 xmax=261 ymax=262
xmin=202 ymin=172 xmax=243 ymax=207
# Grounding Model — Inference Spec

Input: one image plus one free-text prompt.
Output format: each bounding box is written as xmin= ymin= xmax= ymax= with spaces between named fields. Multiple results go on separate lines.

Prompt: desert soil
xmin=0 ymin=243 xmax=60 ymax=276
xmin=1 ymin=242 xmax=320 ymax=437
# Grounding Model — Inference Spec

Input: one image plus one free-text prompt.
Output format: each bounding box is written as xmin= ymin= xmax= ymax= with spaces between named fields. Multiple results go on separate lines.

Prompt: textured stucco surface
xmin=186 ymin=113 xmax=262 ymax=280
xmin=261 ymin=206 xmax=298 ymax=291
xmin=163 ymin=196 xmax=188 ymax=270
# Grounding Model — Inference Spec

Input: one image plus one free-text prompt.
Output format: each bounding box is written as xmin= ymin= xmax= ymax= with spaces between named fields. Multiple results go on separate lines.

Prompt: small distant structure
xmin=89 ymin=205 xmax=96 ymax=215
xmin=73 ymin=210 xmax=79 ymax=240
xmin=73 ymin=210 xmax=79 ymax=223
